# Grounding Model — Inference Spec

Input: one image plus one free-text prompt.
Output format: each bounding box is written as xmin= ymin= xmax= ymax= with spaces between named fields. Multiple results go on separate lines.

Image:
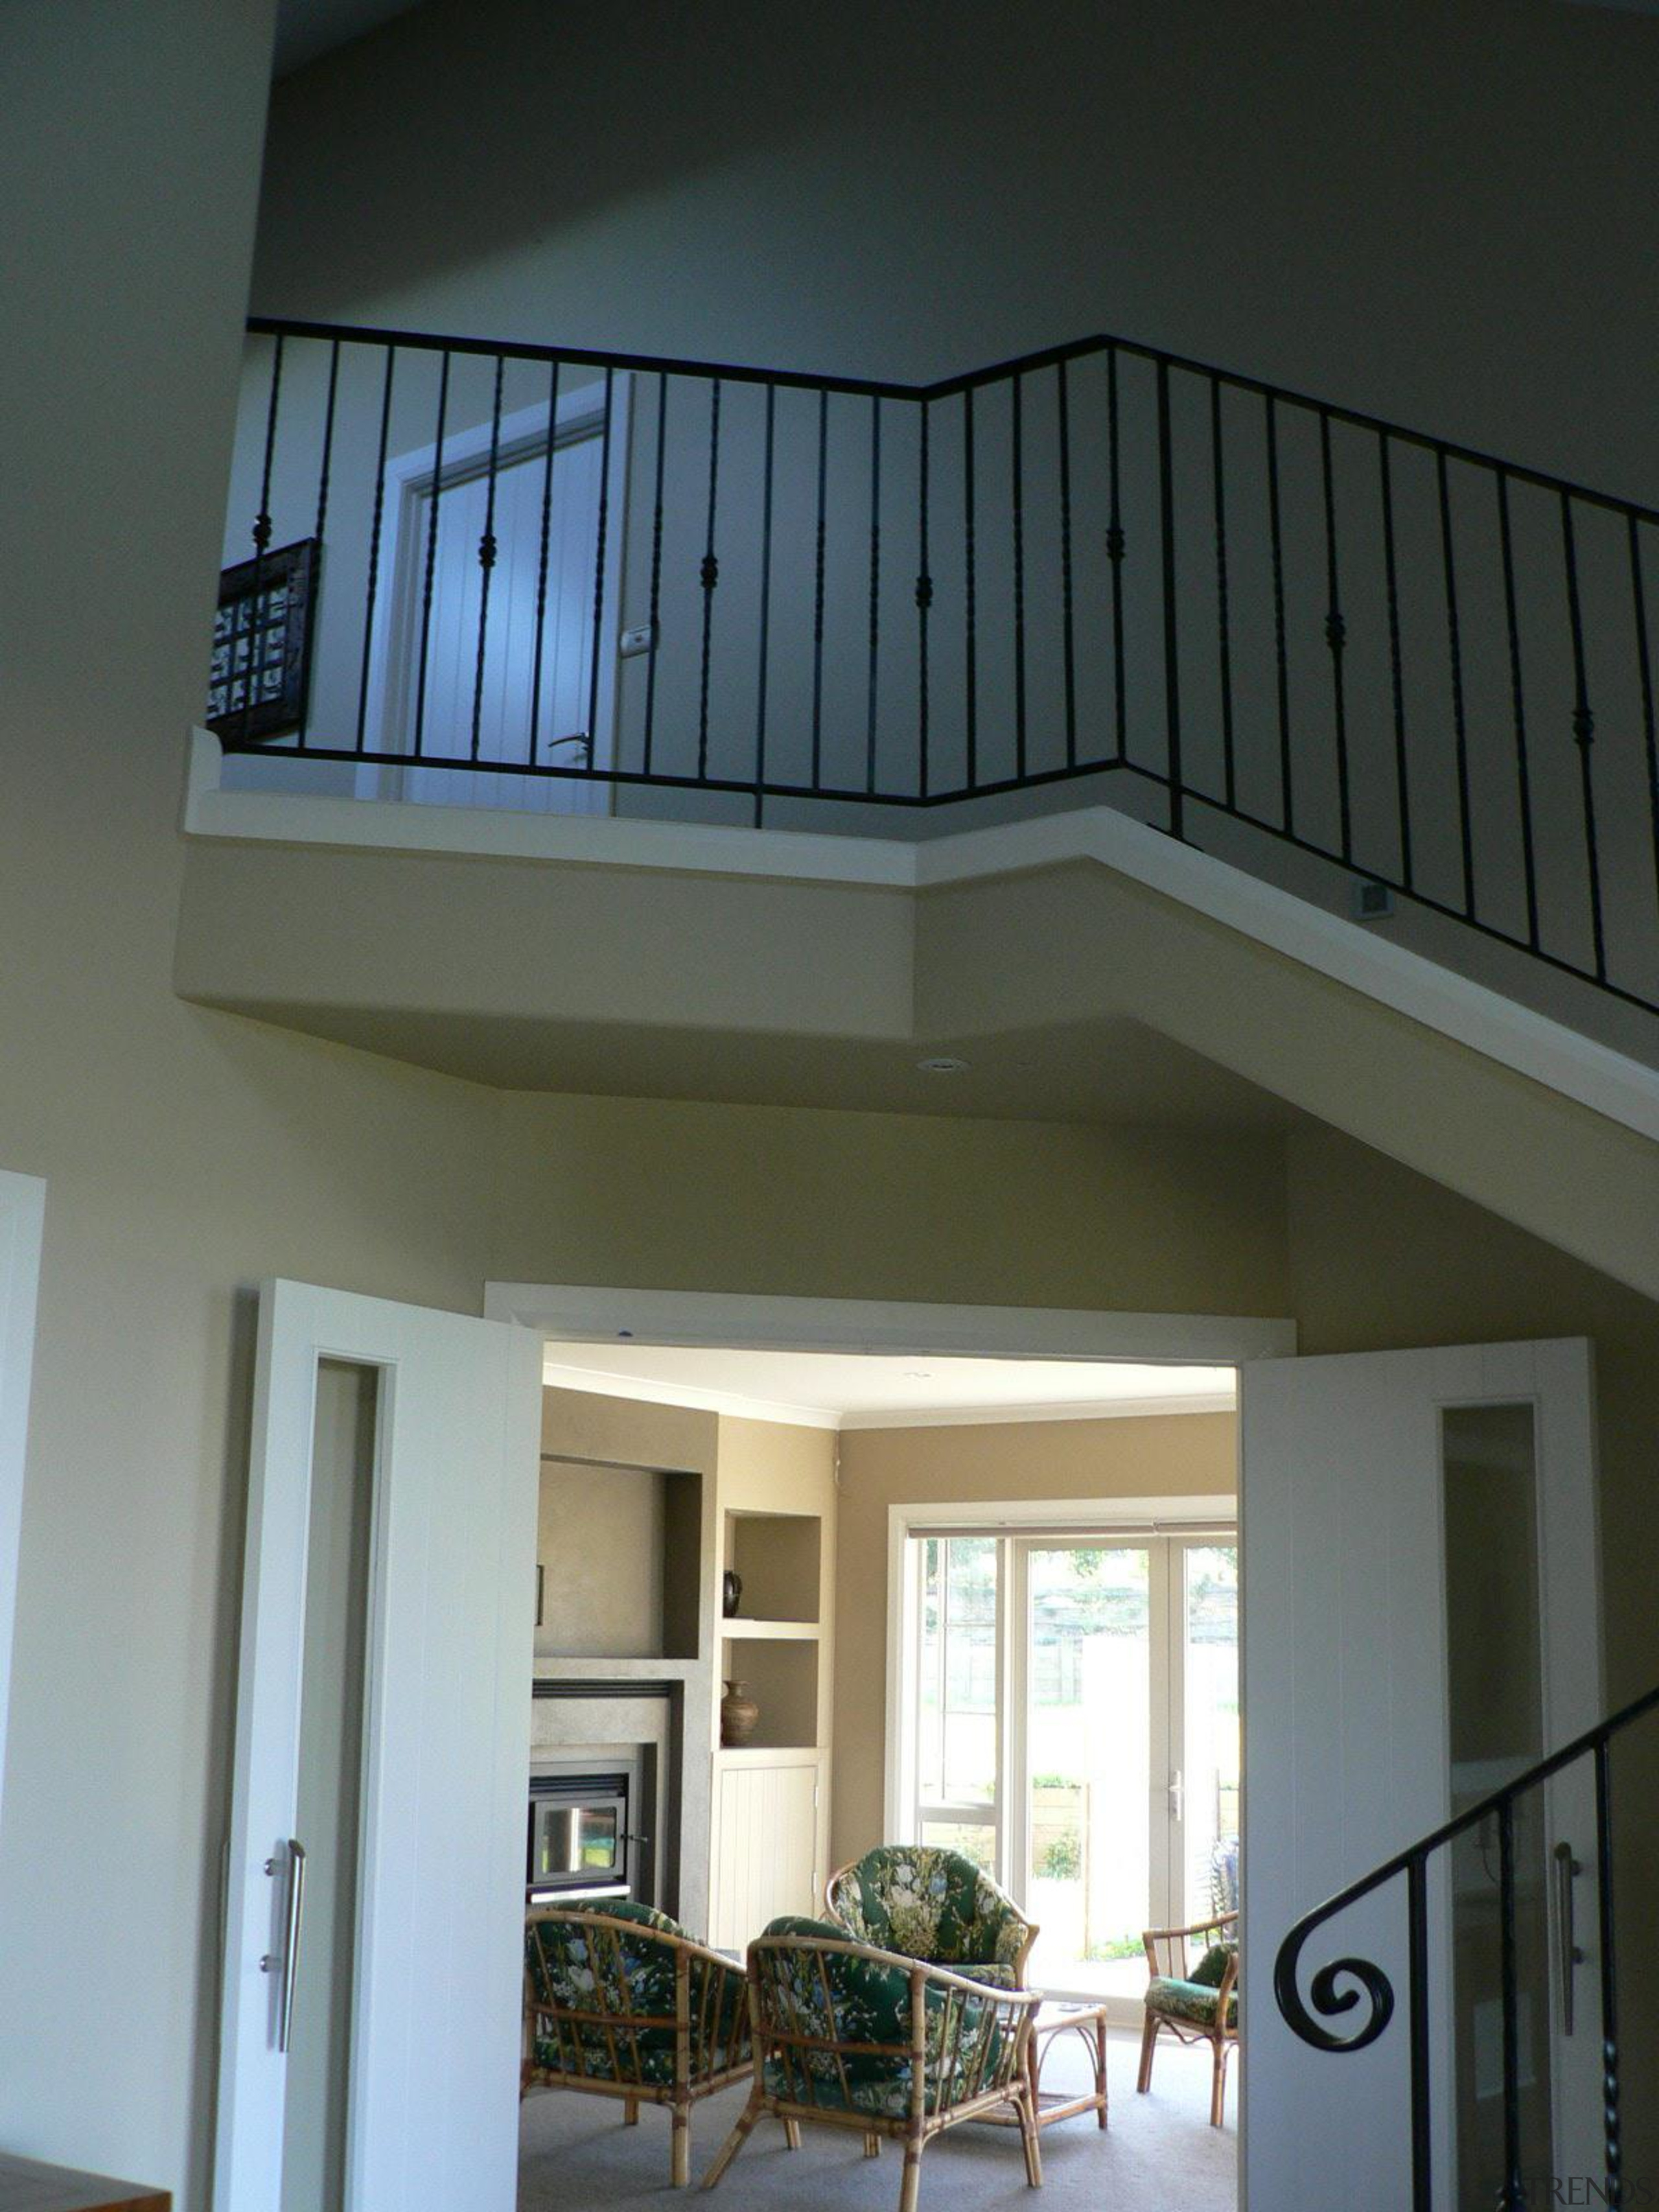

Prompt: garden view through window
xmin=914 ymin=1528 xmax=1238 ymax=2012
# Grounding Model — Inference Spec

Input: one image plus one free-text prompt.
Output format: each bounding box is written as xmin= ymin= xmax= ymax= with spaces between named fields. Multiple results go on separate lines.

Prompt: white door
xmin=1244 ymin=1339 xmax=1601 ymax=2212
xmin=215 ymin=1281 xmax=541 ymax=2212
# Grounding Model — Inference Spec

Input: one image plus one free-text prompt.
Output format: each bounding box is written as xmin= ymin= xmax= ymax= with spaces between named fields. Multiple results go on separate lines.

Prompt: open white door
xmin=1243 ymin=1339 xmax=1602 ymax=2212
xmin=216 ymin=1281 xmax=540 ymax=2212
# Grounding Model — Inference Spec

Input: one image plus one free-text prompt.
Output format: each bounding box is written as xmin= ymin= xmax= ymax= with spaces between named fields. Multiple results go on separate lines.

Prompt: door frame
xmin=0 ymin=1171 xmax=45 ymax=1839
xmin=363 ymin=374 xmax=631 ymax=802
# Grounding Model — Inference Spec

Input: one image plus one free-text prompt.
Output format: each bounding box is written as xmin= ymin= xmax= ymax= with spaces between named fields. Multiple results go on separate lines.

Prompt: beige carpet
xmin=519 ymin=2028 xmax=1236 ymax=2208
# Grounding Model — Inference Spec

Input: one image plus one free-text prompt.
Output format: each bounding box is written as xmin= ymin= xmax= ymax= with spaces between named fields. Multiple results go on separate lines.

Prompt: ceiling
xmin=272 ymin=0 xmax=426 ymax=76
xmin=540 ymin=1342 xmax=1237 ymax=1429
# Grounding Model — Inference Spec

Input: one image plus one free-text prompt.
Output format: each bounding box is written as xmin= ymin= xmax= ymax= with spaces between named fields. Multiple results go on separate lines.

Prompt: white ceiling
xmin=540 ymin=1342 xmax=1236 ymax=1430
xmin=273 ymin=0 xmax=426 ymax=76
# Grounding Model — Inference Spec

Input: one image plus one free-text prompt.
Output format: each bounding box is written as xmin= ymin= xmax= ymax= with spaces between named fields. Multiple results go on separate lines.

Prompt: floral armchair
xmin=824 ymin=1846 xmax=1038 ymax=1987
xmin=523 ymin=1902 xmax=751 ymax=2186
xmin=1137 ymin=1908 xmax=1239 ymax=2128
xmin=700 ymin=1916 xmax=1043 ymax=2209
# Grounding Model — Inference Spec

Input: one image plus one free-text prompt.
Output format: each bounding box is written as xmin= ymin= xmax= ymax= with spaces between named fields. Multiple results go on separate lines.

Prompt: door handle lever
xmin=260 ymin=1838 xmax=307 ymax=2054
xmin=1553 ymin=1839 xmax=1583 ymax=2038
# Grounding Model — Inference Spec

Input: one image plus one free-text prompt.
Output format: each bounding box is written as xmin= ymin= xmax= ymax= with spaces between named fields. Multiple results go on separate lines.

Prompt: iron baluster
xmin=917 ymin=397 xmax=932 ymax=798
xmin=1406 ymin=1855 xmax=1433 ymax=2212
xmin=1057 ymin=360 xmax=1076 ymax=771
xmin=585 ymin=366 xmax=615 ymax=778
xmin=1496 ymin=1801 xmax=1527 ymax=2210
xmin=1379 ymin=430 xmax=1412 ymax=889
xmin=354 ymin=345 xmax=397 ymax=752
xmin=1011 ymin=371 xmax=1027 ymax=783
xmin=1157 ymin=359 xmax=1184 ymax=841
xmin=753 ymin=382 xmax=776 ymax=826
xmin=528 ymin=360 xmax=562 ymax=767
xmin=1267 ymin=392 xmax=1292 ymax=834
xmin=642 ymin=371 xmax=667 ymax=778
xmin=811 ymin=388 xmax=828 ymax=793
xmin=964 ymin=386 xmax=978 ymax=790
xmin=241 ymin=331 xmax=285 ymax=748
xmin=867 ymin=394 xmax=881 ymax=796
xmin=412 ymin=347 xmax=451 ymax=760
xmin=299 ymin=336 xmax=340 ymax=750
xmin=1437 ymin=447 xmax=1475 ymax=918
xmin=1594 ymin=1739 xmax=1622 ymax=2209
xmin=1561 ymin=492 xmax=1607 ymax=983
xmin=697 ymin=377 xmax=721 ymax=781
xmin=1497 ymin=469 xmax=1541 ymax=950
xmin=1319 ymin=406 xmax=1352 ymax=864
xmin=470 ymin=353 xmax=505 ymax=763
xmin=1211 ymin=374 xmax=1235 ymax=811
xmin=1107 ymin=342 xmax=1126 ymax=762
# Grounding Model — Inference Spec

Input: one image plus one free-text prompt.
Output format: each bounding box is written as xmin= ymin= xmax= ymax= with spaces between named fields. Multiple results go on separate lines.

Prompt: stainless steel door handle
xmin=261 ymin=1839 xmax=307 ymax=2054
xmin=1553 ymin=1839 xmax=1583 ymax=2037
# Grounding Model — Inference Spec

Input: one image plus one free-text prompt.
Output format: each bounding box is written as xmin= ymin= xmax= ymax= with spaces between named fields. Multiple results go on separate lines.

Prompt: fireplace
xmin=527 ymin=1765 xmax=646 ymax=1906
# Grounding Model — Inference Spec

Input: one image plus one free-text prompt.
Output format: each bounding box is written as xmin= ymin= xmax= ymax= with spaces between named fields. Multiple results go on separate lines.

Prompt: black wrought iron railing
xmin=1273 ymin=1676 xmax=1659 ymax=2209
xmin=213 ymin=315 xmax=1659 ymax=1021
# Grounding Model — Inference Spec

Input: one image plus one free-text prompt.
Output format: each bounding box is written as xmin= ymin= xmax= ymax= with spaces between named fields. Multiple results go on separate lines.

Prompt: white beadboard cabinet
xmin=708 ymin=1746 xmax=828 ymax=1950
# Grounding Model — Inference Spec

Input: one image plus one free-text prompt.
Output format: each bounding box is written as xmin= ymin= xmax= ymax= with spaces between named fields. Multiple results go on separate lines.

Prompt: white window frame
xmin=888 ymin=1495 xmax=1238 ymax=2005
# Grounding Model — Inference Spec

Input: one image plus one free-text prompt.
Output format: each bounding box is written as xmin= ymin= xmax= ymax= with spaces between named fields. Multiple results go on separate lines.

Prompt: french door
xmin=908 ymin=1524 xmax=1237 ymax=2018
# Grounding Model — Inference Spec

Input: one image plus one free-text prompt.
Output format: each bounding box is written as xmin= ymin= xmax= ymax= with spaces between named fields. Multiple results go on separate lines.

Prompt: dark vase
xmin=722 ymin=1568 xmax=743 ymax=1618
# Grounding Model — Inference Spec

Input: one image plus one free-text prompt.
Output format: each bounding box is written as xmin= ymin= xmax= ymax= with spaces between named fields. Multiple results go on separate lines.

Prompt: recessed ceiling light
xmin=917 ymin=1054 xmax=969 ymax=1074
xmin=903 ymin=1369 xmax=933 ymax=1379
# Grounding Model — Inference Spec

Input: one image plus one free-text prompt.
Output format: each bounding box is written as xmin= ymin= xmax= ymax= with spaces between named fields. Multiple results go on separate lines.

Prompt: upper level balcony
xmin=195 ymin=312 xmax=1659 ymax=1070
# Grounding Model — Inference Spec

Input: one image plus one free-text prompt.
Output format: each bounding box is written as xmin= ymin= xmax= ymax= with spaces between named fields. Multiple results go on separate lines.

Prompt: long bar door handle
xmin=261 ymin=1838 xmax=307 ymax=2054
xmin=1553 ymin=1839 xmax=1583 ymax=2038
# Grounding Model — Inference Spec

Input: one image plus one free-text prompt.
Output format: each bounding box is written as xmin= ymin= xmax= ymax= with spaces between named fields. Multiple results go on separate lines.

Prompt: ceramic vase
xmin=720 ymin=1679 xmax=760 ymax=1747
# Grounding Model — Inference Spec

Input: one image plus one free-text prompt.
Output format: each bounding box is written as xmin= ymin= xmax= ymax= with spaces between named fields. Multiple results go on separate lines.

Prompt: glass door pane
xmin=918 ymin=1536 xmax=1000 ymax=1870
xmin=1023 ymin=1544 xmax=1152 ymax=2002
xmin=1178 ymin=1543 xmax=1240 ymax=1924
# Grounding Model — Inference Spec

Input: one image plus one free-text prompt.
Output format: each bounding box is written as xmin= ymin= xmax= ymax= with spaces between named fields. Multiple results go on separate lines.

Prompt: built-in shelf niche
xmin=719 ymin=1634 xmax=818 ymax=1751
xmin=723 ymin=1508 xmax=821 ymax=1626
xmin=536 ymin=1457 xmax=701 ymax=1662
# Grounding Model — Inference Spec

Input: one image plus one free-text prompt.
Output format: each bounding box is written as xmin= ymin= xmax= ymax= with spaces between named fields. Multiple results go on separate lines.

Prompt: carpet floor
xmin=519 ymin=2029 xmax=1236 ymax=2208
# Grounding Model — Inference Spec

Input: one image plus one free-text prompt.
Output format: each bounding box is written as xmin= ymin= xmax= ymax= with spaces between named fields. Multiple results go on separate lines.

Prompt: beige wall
xmin=493 ymin=1091 xmax=1291 ymax=1315
xmin=255 ymin=0 xmax=1659 ymax=503
xmin=830 ymin=1411 xmax=1236 ymax=1862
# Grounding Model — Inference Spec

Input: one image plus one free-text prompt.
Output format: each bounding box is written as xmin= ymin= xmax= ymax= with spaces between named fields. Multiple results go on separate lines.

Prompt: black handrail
xmin=246 ymin=314 xmax=1659 ymax=523
xmin=215 ymin=314 xmax=1659 ymax=1030
xmin=1273 ymin=1675 xmax=1659 ymax=2208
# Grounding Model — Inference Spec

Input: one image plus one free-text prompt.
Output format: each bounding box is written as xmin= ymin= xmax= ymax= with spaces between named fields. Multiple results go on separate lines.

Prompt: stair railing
xmin=1273 ymin=1674 xmax=1659 ymax=2209
xmin=213 ymin=314 xmax=1659 ymax=1023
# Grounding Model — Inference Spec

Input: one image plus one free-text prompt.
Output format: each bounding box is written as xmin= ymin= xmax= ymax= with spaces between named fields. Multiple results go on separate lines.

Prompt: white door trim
xmin=484 ymin=1284 xmax=1297 ymax=1367
xmin=0 ymin=1171 xmax=45 ymax=1836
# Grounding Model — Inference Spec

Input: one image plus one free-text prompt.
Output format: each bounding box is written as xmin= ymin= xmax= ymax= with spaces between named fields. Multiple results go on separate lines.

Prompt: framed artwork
xmin=207 ymin=537 xmax=318 ymax=743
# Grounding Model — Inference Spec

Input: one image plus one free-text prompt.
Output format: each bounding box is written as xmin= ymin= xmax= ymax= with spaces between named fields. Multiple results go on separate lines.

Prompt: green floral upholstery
xmin=1146 ymin=1972 xmax=1238 ymax=2031
xmin=524 ymin=1903 xmax=749 ymax=2087
xmin=751 ymin=1917 xmax=1006 ymax=2119
xmin=1190 ymin=1940 xmax=1238 ymax=1989
xmin=824 ymin=1846 xmax=1032 ymax=1983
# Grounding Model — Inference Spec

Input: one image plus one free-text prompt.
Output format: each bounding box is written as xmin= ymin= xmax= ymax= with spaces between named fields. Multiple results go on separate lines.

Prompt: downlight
xmin=916 ymin=1055 xmax=969 ymax=1075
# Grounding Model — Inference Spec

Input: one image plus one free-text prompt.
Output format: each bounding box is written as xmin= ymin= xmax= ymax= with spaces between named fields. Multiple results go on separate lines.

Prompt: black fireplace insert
xmin=527 ymin=1769 xmax=644 ymax=1905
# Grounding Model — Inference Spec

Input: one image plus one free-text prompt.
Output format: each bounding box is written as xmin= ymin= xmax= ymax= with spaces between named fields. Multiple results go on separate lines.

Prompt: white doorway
xmin=365 ymin=377 xmax=629 ymax=813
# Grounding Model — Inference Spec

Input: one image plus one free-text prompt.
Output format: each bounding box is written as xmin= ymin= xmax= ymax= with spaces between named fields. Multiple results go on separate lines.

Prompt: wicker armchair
xmin=523 ymin=1902 xmax=751 ymax=2185
xmin=1137 ymin=1908 xmax=1239 ymax=2127
xmin=824 ymin=1845 xmax=1038 ymax=1986
xmin=702 ymin=1917 xmax=1043 ymax=2210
